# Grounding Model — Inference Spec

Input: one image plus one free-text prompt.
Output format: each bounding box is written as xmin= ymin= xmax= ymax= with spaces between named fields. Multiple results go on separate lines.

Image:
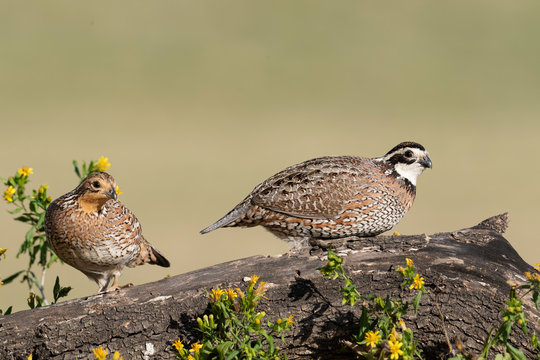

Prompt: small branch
xmin=340 ymin=339 xmax=363 ymax=355
xmin=40 ymin=268 xmax=49 ymax=305
xmin=429 ymin=293 xmax=453 ymax=355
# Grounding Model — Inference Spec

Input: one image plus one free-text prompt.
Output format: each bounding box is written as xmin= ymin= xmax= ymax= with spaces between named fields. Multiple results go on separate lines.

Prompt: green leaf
xmin=53 ymin=276 xmax=73 ymax=303
xmin=2 ymin=270 xmax=24 ymax=285
xmin=29 ymin=200 xmax=37 ymax=213
xmin=224 ymin=350 xmax=241 ymax=360
xmin=500 ymin=321 xmax=513 ymax=343
xmin=7 ymin=207 xmax=23 ymax=215
xmin=412 ymin=292 xmax=422 ymax=314
xmin=216 ymin=341 xmax=234 ymax=357
xmin=533 ymin=290 xmax=539 ymax=310
xmin=53 ymin=276 xmax=60 ymax=300
xmin=73 ymin=160 xmax=81 ymax=179
xmin=36 ymin=212 xmax=46 ymax=230
xmin=14 ymin=214 xmax=34 ymax=223
xmin=1 ymin=306 xmax=13 ymax=315
xmin=506 ymin=343 xmax=527 ymax=360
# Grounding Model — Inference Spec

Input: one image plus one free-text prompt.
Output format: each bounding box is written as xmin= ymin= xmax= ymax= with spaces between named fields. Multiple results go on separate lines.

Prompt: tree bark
xmin=0 ymin=213 xmax=538 ymax=359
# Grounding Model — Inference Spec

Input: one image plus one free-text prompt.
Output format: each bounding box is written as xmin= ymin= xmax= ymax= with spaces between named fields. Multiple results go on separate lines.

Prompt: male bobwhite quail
xmin=45 ymin=172 xmax=170 ymax=293
xmin=201 ymin=141 xmax=432 ymax=247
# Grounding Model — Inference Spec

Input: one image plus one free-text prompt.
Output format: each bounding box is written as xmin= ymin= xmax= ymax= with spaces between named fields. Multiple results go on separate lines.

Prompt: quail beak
xmin=420 ymin=154 xmax=433 ymax=169
xmin=109 ymin=187 xmax=117 ymax=201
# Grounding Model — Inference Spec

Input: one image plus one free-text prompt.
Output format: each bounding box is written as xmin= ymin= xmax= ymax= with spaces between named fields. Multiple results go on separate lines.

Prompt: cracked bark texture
xmin=1 ymin=213 xmax=539 ymax=359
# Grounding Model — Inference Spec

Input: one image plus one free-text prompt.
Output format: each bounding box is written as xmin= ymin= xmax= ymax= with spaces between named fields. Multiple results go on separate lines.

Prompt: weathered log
xmin=0 ymin=213 xmax=538 ymax=359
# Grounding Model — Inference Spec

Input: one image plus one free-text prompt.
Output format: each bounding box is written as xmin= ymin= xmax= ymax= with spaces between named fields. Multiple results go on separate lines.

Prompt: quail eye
xmin=92 ymin=181 xmax=101 ymax=188
xmin=404 ymin=150 xmax=413 ymax=158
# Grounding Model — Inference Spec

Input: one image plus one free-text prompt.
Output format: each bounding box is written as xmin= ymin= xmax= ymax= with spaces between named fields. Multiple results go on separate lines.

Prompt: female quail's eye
xmin=92 ymin=181 xmax=101 ymax=188
xmin=405 ymin=150 xmax=413 ymax=158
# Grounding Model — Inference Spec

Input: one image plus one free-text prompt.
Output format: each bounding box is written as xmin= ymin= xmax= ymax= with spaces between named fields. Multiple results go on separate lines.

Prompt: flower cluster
xmin=320 ymin=251 xmax=423 ymax=359
xmin=355 ymin=296 xmax=417 ymax=360
xmin=3 ymin=185 xmax=16 ymax=202
xmin=92 ymin=347 xmax=123 ymax=360
xmin=396 ymin=258 xmax=426 ymax=292
xmin=1 ymin=166 xmax=57 ymax=306
xmin=73 ymin=155 xmax=111 ymax=180
xmin=173 ymin=275 xmax=292 ymax=360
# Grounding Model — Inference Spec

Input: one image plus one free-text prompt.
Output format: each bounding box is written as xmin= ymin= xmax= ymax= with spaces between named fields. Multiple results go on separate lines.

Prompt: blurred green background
xmin=1 ymin=1 xmax=540 ymax=312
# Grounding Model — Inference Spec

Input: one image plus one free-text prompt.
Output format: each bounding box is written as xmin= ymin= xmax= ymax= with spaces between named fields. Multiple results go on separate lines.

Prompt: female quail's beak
xmin=109 ymin=187 xmax=117 ymax=201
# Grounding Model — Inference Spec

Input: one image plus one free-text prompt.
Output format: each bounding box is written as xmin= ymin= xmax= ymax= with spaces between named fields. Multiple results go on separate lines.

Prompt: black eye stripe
xmin=388 ymin=154 xmax=416 ymax=165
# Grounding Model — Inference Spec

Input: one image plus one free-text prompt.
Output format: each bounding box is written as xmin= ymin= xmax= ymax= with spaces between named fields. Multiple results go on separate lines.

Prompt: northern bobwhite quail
xmin=45 ymin=172 xmax=170 ymax=293
xmin=201 ymin=142 xmax=432 ymax=247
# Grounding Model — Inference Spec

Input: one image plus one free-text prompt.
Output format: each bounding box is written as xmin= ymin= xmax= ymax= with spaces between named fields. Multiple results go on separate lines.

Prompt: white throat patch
xmin=394 ymin=162 xmax=425 ymax=186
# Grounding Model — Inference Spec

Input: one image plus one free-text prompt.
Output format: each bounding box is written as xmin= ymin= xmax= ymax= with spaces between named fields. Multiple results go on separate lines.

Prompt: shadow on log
xmin=0 ymin=213 xmax=538 ymax=359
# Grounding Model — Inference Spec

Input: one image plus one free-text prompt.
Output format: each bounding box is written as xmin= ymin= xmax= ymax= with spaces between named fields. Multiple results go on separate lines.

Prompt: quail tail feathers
xmin=200 ymin=200 xmax=250 ymax=234
xmin=149 ymin=245 xmax=170 ymax=267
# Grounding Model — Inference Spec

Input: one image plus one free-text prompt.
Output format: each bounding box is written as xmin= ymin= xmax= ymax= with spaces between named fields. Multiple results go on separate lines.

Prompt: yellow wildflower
xmin=115 ymin=185 xmax=123 ymax=196
xmin=226 ymin=288 xmax=237 ymax=300
xmin=286 ymin=314 xmax=294 ymax=326
xmin=0 ymin=248 xmax=7 ymax=258
xmin=39 ymin=185 xmax=48 ymax=194
xmin=112 ymin=351 xmax=123 ymax=360
xmin=209 ymin=288 xmax=225 ymax=302
xmin=17 ymin=166 xmax=33 ymax=177
xmin=405 ymin=258 xmax=414 ymax=267
xmin=189 ymin=342 xmax=203 ymax=353
xmin=187 ymin=355 xmax=195 ymax=360
xmin=409 ymin=274 xmax=425 ymax=290
xmin=249 ymin=275 xmax=260 ymax=286
xmin=396 ymin=265 xmax=405 ymax=274
xmin=28 ymin=355 xmax=32 ymax=360
xmin=391 ymin=327 xmax=401 ymax=340
xmin=535 ymin=263 xmax=540 ymax=271
xmin=96 ymin=156 xmax=111 ymax=172
xmin=364 ymin=330 xmax=381 ymax=348
xmin=393 ymin=231 xmax=400 ymax=236
xmin=388 ymin=339 xmax=404 ymax=359
xmin=254 ymin=281 xmax=268 ymax=297
xmin=173 ymin=338 xmax=184 ymax=352
xmin=4 ymin=186 xmax=16 ymax=202
xmin=93 ymin=346 xmax=107 ymax=360
xmin=236 ymin=287 xmax=245 ymax=299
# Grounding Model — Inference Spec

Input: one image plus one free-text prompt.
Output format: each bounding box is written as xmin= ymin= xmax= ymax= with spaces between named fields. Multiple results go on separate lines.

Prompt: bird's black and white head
xmin=379 ymin=142 xmax=432 ymax=186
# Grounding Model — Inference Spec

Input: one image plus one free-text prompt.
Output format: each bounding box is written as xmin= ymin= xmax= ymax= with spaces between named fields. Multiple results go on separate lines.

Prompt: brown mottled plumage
xmin=201 ymin=142 xmax=432 ymax=247
xmin=45 ymin=172 xmax=170 ymax=293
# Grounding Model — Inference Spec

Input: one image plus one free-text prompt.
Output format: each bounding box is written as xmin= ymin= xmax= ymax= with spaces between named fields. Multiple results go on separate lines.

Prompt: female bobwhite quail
xmin=45 ymin=172 xmax=170 ymax=293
